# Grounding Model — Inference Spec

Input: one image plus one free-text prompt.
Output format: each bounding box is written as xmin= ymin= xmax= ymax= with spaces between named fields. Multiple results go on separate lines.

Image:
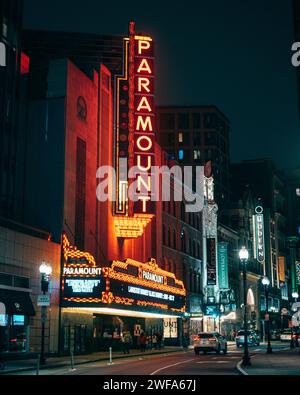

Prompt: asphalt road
xmin=10 ymin=342 xmax=289 ymax=376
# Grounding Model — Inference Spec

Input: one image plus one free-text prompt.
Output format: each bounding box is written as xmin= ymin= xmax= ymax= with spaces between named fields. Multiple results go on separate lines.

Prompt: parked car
xmin=194 ymin=332 xmax=227 ymax=355
xmin=236 ymin=330 xmax=260 ymax=348
xmin=9 ymin=333 xmax=27 ymax=352
xmin=280 ymin=329 xmax=300 ymax=342
xmin=270 ymin=329 xmax=281 ymax=340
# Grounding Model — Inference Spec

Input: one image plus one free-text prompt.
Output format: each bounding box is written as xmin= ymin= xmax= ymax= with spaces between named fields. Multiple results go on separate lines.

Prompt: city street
xmin=6 ymin=343 xmax=291 ymax=376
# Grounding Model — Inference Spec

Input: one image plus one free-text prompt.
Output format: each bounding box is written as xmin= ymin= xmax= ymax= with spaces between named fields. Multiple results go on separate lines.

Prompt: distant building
xmin=0 ymin=0 xmax=27 ymax=219
xmin=161 ymin=154 xmax=203 ymax=342
xmin=229 ymin=159 xmax=289 ymax=332
xmin=156 ymin=105 xmax=231 ymax=205
xmin=22 ymin=29 xmax=124 ymax=82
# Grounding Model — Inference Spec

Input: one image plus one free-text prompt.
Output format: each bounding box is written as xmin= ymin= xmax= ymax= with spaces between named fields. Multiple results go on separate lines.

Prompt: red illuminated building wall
xmin=23 ymin=55 xmax=161 ymax=267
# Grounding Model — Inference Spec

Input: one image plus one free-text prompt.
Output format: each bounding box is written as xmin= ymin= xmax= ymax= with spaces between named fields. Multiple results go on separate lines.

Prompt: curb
xmin=235 ymin=347 xmax=293 ymax=375
xmin=236 ymin=360 xmax=248 ymax=375
xmin=0 ymin=348 xmax=184 ymax=375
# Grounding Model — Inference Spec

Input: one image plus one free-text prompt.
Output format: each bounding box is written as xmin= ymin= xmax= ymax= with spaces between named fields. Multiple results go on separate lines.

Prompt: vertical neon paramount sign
xmin=113 ymin=22 xmax=155 ymax=237
xmin=131 ymin=23 xmax=155 ymax=215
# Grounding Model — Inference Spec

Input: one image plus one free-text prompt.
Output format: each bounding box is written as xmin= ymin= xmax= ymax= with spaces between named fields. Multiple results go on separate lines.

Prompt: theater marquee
xmin=61 ymin=235 xmax=186 ymax=314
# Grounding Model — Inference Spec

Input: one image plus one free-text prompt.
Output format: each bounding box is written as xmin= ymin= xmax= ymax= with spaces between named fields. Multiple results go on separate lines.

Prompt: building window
xmin=167 ymin=133 xmax=175 ymax=145
xmin=197 ymin=242 xmax=201 ymax=259
xmin=178 ymin=132 xmax=183 ymax=143
xmin=193 ymin=150 xmax=201 ymax=160
xmin=204 ymin=113 xmax=216 ymax=128
xmin=178 ymin=113 xmax=189 ymax=129
xmin=180 ymin=230 xmax=186 ymax=253
xmin=173 ymin=230 xmax=177 ymax=250
xmin=159 ymin=113 xmax=175 ymax=129
xmin=181 ymin=202 xmax=185 ymax=221
xmin=193 ymin=132 xmax=201 ymax=145
xmin=193 ymin=113 xmax=201 ymax=128
xmin=167 ymin=151 xmax=176 ymax=161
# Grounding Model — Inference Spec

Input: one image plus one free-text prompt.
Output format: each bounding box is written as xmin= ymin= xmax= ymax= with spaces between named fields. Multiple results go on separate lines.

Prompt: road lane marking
xmin=150 ymin=358 xmax=196 ymax=375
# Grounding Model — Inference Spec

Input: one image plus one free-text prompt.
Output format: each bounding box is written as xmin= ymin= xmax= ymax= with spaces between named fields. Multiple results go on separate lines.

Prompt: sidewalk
xmin=0 ymin=346 xmax=183 ymax=375
xmin=237 ymin=348 xmax=300 ymax=375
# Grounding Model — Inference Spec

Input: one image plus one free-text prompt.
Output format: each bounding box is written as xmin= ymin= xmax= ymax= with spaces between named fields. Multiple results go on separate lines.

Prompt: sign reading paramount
xmin=61 ymin=234 xmax=186 ymax=313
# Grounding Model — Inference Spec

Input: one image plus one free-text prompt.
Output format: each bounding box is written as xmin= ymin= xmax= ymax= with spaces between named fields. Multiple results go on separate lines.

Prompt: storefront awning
xmin=0 ymin=289 xmax=35 ymax=316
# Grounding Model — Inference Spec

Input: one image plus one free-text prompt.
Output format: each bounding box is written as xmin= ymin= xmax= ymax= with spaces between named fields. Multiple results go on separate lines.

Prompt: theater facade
xmin=59 ymin=234 xmax=186 ymax=353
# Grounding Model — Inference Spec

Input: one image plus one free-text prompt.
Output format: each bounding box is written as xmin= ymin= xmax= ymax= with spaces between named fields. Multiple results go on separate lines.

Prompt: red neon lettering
xmin=138 ymin=196 xmax=151 ymax=212
xmin=138 ymin=77 xmax=150 ymax=93
xmin=138 ymin=40 xmax=151 ymax=54
xmin=137 ymin=175 xmax=151 ymax=193
xmin=137 ymin=96 xmax=152 ymax=112
xmin=136 ymin=116 xmax=153 ymax=131
xmin=137 ymin=155 xmax=151 ymax=171
xmin=137 ymin=136 xmax=152 ymax=151
xmin=137 ymin=59 xmax=152 ymax=74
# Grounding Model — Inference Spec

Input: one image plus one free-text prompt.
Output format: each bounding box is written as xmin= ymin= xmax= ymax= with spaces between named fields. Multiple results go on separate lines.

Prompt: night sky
xmin=23 ymin=0 xmax=300 ymax=171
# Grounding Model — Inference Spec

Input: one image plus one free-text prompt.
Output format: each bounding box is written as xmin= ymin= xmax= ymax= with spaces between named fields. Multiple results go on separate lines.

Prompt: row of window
xmin=163 ymin=226 xmax=201 ymax=259
xmin=0 ymin=272 xmax=30 ymax=289
xmin=162 ymin=258 xmax=201 ymax=294
xmin=159 ymin=112 xmax=229 ymax=132
xmin=163 ymin=201 xmax=202 ymax=230
xmin=160 ymin=131 xmax=229 ymax=150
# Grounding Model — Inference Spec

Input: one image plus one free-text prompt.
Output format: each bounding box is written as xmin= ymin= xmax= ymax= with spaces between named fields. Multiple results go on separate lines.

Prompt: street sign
xmin=37 ymin=295 xmax=51 ymax=307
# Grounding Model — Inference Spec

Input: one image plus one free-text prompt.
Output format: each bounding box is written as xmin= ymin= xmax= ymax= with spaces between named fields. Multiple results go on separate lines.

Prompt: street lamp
xmin=261 ymin=276 xmax=272 ymax=353
xmin=291 ymin=292 xmax=299 ymax=348
xmin=39 ymin=262 xmax=52 ymax=365
xmin=239 ymin=246 xmax=251 ymax=366
xmin=292 ymin=291 xmax=299 ymax=301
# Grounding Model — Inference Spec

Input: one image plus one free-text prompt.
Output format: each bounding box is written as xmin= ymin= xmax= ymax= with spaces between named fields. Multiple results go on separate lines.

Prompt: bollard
xmin=109 ymin=347 xmax=112 ymax=365
xmin=70 ymin=351 xmax=75 ymax=370
xmin=36 ymin=354 xmax=40 ymax=375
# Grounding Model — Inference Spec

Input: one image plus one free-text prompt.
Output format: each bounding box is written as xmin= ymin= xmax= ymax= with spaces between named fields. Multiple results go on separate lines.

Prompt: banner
xmin=207 ymin=238 xmax=217 ymax=285
xmin=218 ymin=242 xmax=229 ymax=289
xmin=278 ymin=256 xmax=286 ymax=284
xmin=296 ymin=261 xmax=300 ymax=285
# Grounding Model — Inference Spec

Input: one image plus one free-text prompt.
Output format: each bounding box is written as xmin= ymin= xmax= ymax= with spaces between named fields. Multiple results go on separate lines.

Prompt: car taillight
xmin=10 ymin=339 xmax=17 ymax=342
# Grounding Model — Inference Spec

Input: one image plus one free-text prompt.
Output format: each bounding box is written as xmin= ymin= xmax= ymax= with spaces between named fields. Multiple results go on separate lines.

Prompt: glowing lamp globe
xmin=262 ymin=276 xmax=270 ymax=286
xmin=239 ymin=246 xmax=249 ymax=261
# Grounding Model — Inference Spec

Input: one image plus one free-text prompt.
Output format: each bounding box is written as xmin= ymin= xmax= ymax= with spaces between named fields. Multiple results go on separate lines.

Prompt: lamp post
xmin=262 ymin=276 xmax=272 ymax=353
xmin=291 ymin=292 xmax=299 ymax=348
xmin=39 ymin=262 xmax=52 ymax=365
xmin=239 ymin=246 xmax=251 ymax=366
